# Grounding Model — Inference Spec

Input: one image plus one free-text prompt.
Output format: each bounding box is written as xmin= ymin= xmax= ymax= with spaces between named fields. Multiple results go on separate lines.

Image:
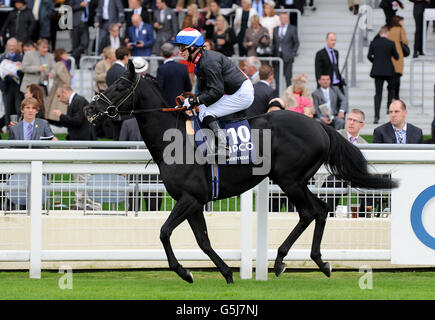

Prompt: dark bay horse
xmin=85 ymin=60 xmax=398 ymax=284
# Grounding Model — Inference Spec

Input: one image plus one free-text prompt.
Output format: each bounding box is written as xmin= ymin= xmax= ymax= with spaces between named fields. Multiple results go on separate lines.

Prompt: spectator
xmin=312 ymin=74 xmax=346 ymax=130
xmin=315 ymin=32 xmax=344 ymax=94
xmin=51 ymin=85 xmax=96 ymax=141
xmin=176 ymin=0 xmax=207 ymax=11
xmin=212 ymin=15 xmax=237 ymax=57
xmin=68 ymin=0 xmax=90 ymax=69
xmin=22 ymin=40 xmax=36 ymax=54
xmin=9 ymin=97 xmax=56 ymax=140
xmin=244 ymin=56 xmax=261 ymax=84
xmin=0 ymin=0 xmax=35 ymax=46
xmin=28 ymin=0 xmax=56 ymax=43
xmin=119 ymin=117 xmax=142 ymax=141
xmin=94 ymin=0 xmax=125 ymax=53
xmin=260 ymin=0 xmax=280 ymax=40
xmin=126 ymin=14 xmax=155 ymax=56
xmin=94 ymin=46 xmax=116 ymax=93
xmin=410 ymin=0 xmax=429 ymax=58
xmin=281 ymin=72 xmax=313 ymax=110
xmin=204 ymin=39 xmax=215 ymax=50
xmin=181 ymin=4 xmax=205 ymax=31
xmin=277 ymin=0 xmax=303 ymax=27
xmin=20 ymin=38 xmax=55 ymax=96
xmin=287 ymin=95 xmax=313 ymax=116
xmin=234 ymin=0 xmax=258 ymax=56
xmin=156 ymin=43 xmax=192 ymax=106
xmin=373 ymin=99 xmax=424 ymax=144
xmin=46 ymin=48 xmax=72 ymax=120
xmin=203 ymin=1 xmax=222 ymax=39
xmin=252 ymin=0 xmax=265 ymax=18
xmin=367 ymin=25 xmax=398 ymax=124
xmin=246 ymin=64 xmax=278 ymax=117
xmin=348 ymin=0 xmax=360 ymax=14
xmin=126 ymin=0 xmax=151 ymax=26
xmin=152 ymin=0 xmax=178 ymax=55
xmin=338 ymin=108 xmax=367 ymax=144
xmin=24 ymin=84 xmax=46 ymax=119
xmin=243 ymin=15 xmax=269 ymax=57
xmin=98 ymin=23 xmax=125 ymax=54
xmin=106 ymin=46 xmax=130 ymax=87
xmin=380 ymin=0 xmax=404 ymax=26
xmin=272 ymin=12 xmax=299 ymax=92
xmin=0 ymin=37 xmax=23 ymax=130
xmin=388 ymin=15 xmax=408 ymax=103
xmin=106 ymin=47 xmax=131 ymax=140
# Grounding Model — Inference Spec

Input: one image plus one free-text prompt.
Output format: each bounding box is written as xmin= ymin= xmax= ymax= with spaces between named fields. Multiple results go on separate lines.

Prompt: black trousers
xmin=273 ymin=56 xmax=293 ymax=94
xmin=392 ymin=73 xmax=401 ymax=100
xmin=374 ymin=76 xmax=394 ymax=119
xmin=413 ymin=4 xmax=427 ymax=54
xmin=72 ymin=22 xmax=90 ymax=68
xmin=2 ymin=84 xmax=23 ymax=125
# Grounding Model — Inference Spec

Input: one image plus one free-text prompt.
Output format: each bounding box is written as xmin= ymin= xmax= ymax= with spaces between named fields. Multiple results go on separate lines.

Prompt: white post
xmin=256 ymin=178 xmax=269 ymax=280
xmin=29 ymin=161 xmax=43 ymax=279
xmin=240 ymin=188 xmax=253 ymax=279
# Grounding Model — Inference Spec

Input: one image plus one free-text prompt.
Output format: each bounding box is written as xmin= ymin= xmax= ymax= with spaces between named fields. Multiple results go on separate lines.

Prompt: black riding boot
xmin=203 ymin=116 xmax=229 ymax=161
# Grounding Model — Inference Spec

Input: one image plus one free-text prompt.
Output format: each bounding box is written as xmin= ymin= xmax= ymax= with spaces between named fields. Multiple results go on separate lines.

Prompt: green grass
xmin=0 ymin=270 xmax=434 ymax=300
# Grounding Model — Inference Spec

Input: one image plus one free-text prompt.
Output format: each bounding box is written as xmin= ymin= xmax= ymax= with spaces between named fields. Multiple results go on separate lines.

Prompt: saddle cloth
xmin=187 ymin=116 xmax=256 ymax=165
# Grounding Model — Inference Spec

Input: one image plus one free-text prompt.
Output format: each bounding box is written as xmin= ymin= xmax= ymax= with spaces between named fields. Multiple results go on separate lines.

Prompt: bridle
xmin=88 ymin=75 xmax=141 ymax=122
xmin=87 ymin=74 xmax=186 ymax=124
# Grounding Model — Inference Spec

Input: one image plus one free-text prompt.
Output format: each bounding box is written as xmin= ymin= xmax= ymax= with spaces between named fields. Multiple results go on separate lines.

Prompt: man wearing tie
xmin=373 ymin=99 xmax=424 ymax=144
xmin=315 ymin=32 xmax=344 ymax=93
xmin=126 ymin=13 xmax=154 ymax=56
xmin=68 ymin=0 xmax=90 ymax=69
xmin=338 ymin=109 xmax=367 ymax=144
xmin=152 ymin=0 xmax=178 ymax=55
xmin=272 ymin=12 xmax=299 ymax=93
xmin=9 ymin=97 xmax=56 ymax=140
xmin=252 ymin=0 xmax=264 ymax=18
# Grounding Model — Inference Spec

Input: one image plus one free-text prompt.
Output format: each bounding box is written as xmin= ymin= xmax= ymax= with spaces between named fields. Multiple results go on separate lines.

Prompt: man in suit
xmin=126 ymin=0 xmax=150 ymax=27
xmin=153 ymin=0 xmax=178 ymax=55
xmin=277 ymin=0 xmax=304 ymax=27
xmin=367 ymin=26 xmax=399 ymax=124
xmin=9 ymin=97 xmax=56 ymax=140
xmin=0 ymin=38 xmax=23 ymax=129
xmin=156 ymin=42 xmax=191 ymax=105
xmin=94 ymin=0 xmax=125 ymax=53
xmin=126 ymin=14 xmax=154 ymax=56
xmin=338 ymin=108 xmax=368 ymax=144
xmin=246 ymin=64 xmax=278 ymax=117
xmin=272 ymin=12 xmax=299 ymax=93
xmin=315 ymin=32 xmax=344 ymax=93
xmin=106 ymin=46 xmax=130 ymax=87
xmin=373 ymin=99 xmax=424 ymax=144
xmin=67 ymin=0 xmax=90 ymax=69
xmin=51 ymin=85 xmax=96 ymax=141
xmin=312 ymin=74 xmax=347 ymax=129
xmin=98 ymin=23 xmax=124 ymax=54
xmin=0 ymin=0 xmax=35 ymax=45
xmin=244 ymin=56 xmax=261 ymax=84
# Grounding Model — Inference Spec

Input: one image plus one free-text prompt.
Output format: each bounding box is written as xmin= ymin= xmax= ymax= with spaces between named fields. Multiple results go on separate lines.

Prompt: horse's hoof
xmin=274 ymin=261 xmax=286 ymax=277
xmin=183 ymin=270 xmax=194 ymax=283
xmin=225 ymin=272 xmax=234 ymax=284
xmin=321 ymin=262 xmax=332 ymax=278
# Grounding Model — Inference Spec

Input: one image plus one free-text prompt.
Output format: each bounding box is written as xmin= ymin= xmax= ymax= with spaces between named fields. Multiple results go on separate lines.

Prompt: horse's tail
xmin=322 ymin=124 xmax=399 ymax=189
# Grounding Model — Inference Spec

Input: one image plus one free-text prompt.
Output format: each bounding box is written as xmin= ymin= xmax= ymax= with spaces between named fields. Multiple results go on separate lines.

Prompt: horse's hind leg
xmin=187 ymin=212 xmax=234 ymax=284
xmin=310 ymin=196 xmax=331 ymax=277
xmin=160 ymin=194 xmax=200 ymax=283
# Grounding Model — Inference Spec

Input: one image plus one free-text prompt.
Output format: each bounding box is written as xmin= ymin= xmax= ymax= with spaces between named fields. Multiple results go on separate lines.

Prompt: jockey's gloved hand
xmin=183 ymin=96 xmax=200 ymax=110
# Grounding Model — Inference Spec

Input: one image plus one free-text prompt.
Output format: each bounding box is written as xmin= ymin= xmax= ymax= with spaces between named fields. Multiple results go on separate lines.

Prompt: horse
xmin=85 ymin=60 xmax=398 ymax=284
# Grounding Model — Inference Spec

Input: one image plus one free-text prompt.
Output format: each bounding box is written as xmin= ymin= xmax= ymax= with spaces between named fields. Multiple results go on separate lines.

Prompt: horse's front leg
xmin=160 ymin=194 xmax=198 ymax=283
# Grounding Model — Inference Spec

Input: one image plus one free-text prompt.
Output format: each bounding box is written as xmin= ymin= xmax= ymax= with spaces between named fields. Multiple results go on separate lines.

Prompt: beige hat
xmin=132 ymin=57 xmax=149 ymax=73
xmin=265 ymin=0 xmax=276 ymax=8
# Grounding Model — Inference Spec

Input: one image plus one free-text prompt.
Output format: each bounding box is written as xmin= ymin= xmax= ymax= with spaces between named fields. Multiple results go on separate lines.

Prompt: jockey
xmin=173 ymin=28 xmax=254 ymax=157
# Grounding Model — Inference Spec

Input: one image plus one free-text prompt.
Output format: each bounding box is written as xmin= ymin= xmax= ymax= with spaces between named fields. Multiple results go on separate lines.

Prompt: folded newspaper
xmin=0 ymin=59 xmax=19 ymax=80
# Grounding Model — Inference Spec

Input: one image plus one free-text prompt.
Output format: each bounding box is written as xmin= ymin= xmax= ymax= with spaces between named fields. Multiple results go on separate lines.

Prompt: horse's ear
xmin=127 ymin=59 xmax=135 ymax=76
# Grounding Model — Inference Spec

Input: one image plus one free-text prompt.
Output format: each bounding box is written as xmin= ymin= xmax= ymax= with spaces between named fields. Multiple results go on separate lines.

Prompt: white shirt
xmin=115 ymin=61 xmax=125 ymax=69
xmin=110 ymin=36 xmax=120 ymax=49
xmin=164 ymin=58 xmax=174 ymax=64
xmin=103 ymin=0 xmax=110 ymax=20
